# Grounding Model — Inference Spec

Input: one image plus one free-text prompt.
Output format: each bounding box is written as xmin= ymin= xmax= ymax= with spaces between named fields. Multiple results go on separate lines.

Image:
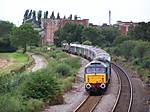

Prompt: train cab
xmin=84 ymin=61 xmax=110 ymax=92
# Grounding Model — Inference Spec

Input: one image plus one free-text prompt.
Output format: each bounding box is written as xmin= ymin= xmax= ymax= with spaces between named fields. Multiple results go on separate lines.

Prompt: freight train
xmin=62 ymin=43 xmax=111 ymax=93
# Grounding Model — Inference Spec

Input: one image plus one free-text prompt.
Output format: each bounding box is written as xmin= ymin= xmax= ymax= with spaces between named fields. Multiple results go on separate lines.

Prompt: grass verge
xmin=0 ymin=52 xmax=28 ymax=75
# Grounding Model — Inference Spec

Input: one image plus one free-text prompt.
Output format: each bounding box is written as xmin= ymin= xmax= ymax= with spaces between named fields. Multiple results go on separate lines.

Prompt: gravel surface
xmin=94 ymin=69 xmax=119 ymax=112
xmin=31 ymin=54 xmax=47 ymax=72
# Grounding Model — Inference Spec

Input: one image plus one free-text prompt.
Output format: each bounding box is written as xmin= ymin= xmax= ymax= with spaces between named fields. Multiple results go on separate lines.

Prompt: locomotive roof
xmin=85 ymin=60 xmax=107 ymax=68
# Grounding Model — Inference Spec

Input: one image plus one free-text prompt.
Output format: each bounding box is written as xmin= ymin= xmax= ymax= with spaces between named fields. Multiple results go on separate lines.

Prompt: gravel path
xmin=31 ymin=54 xmax=47 ymax=72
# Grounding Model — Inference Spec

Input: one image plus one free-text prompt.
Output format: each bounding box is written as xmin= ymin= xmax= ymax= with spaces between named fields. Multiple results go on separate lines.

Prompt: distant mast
xmin=109 ymin=10 xmax=111 ymax=25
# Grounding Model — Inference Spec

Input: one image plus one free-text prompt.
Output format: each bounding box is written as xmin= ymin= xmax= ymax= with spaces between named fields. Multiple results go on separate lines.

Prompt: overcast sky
xmin=1 ymin=0 xmax=150 ymax=26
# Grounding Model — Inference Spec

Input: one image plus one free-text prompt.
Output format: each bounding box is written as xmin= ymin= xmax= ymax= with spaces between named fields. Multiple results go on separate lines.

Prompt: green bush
xmin=63 ymin=57 xmax=80 ymax=69
xmin=60 ymin=76 xmax=75 ymax=91
xmin=48 ymin=49 xmax=68 ymax=59
xmin=0 ymin=94 xmax=23 ymax=112
xmin=0 ymin=74 xmax=14 ymax=94
xmin=54 ymin=63 xmax=72 ymax=76
xmin=142 ymin=57 xmax=150 ymax=69
xmin=24 ymin=99 xmax=44 ymax=112
xmin=21 ymin=70 xmax=61 ymax=100
xmin=82 ymin=40 xmax=92 ymax=45
xmin=132 ymin=58 xmax=141 ymax=66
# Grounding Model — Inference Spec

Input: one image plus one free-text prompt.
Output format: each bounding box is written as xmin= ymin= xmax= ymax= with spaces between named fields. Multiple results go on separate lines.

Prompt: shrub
xmin=21 ymin=70 xmax=61 ymax=100
xmin=132 ymin=58 xmax=141 ymax=66
xmin=48 ymin=49 xmax=68 ymax=59
xmin=82 ymin=40 xmax=92 ymax=45
xmin=24 ymin=99 xmax=44 ymax=112
xmin=63 ymin=57 xmax=80 ymax=69
xmin=0 ymin=94 xmax=23 ymax=112
xmin=54 ymin=63 xmax=72 ymax=76
xmin=60 ymin=76 xmax=75 ymax=91
xmin=142 ymin=57 xmax=150 ymax=69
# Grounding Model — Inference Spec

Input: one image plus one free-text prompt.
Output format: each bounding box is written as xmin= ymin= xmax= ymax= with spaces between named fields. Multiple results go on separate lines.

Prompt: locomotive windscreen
xmin=85 ymin=66 xmax=106 ymax=74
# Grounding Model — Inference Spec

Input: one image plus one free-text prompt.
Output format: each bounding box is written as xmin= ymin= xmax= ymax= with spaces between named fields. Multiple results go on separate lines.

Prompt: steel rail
xmin=111 ymin=63 xmax=133 ymax=112
xmin=73 ymin=95 xmax=102 ymax=112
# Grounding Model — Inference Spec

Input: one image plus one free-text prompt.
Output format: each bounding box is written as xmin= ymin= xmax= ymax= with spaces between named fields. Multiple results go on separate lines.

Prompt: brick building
xmin=117 ymin=21 xmax=136 ymax=35
xmin=41 ymin=18 xmax=89 ymax=45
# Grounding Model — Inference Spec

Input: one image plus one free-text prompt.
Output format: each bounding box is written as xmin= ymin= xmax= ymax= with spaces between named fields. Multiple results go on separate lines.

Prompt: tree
xmin=32 ymin=10 xmax=36 ymax=20
xmin=57 ymin=13 xmax=60 ymax=19
xmin=132 ymin=41 xmax=150 ymax=62
xmin=28 ymin=10 xmax=32 ymax=19
xmin=10 ymin=24 xmax=40 ymax=53
xmin=37 ymin=10 xmax=42 ymax=26
xmin=63 ymin=16 xmax=66 ymax=19
xmin=23 ymin=9 xmax=29 ymax=21
xmin=44 ymin=11 xmax=48 ymax=19
xmin=45 ymin=11 xmax=48 ymax=19
xmin=0 ymin=21 xmax=14 ymax=36
xmin=82 ymin=27 xmax=102 ymax=45
xmin=0 ymin=20 xmax=15 ymax=52
xmin=50 ymin=11 xmax=55 ymax=20
xmin=68 ymin=14 xmax=72 ymax=20
xmin=54 ymin=23 xmax=84 ymax=45
xmin=74 ymin=15 xmax=77 ymax=20
xmin=128 ymin=22 xmax=150 ymax=41
xmin=100 ymin=26 xmax=119 ymax=47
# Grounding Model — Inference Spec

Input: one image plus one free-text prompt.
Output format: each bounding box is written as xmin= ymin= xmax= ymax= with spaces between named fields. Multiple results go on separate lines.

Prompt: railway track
xmin=111 ymin=63 xmax=133 ymax=112
xmin=74 ymin=63 xmax=133 ymax=112
xmin=74 ymin=95 xmax=102 ymax=112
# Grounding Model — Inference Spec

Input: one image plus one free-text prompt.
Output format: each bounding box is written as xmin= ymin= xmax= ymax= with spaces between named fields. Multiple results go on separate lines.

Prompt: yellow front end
xmin=85 ymin=74 xmax=106 ymax=84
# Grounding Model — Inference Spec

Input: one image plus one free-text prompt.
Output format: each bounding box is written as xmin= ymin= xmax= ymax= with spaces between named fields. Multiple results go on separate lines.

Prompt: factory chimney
xmin=109 ymin=10 xmax=111 ymax=25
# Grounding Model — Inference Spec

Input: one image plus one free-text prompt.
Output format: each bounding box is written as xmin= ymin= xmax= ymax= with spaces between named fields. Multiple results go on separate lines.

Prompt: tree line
xmin=54 ymin=22 xmax=120 ymax=47
xmin=23 ymin=9 xmax=79 ymax=25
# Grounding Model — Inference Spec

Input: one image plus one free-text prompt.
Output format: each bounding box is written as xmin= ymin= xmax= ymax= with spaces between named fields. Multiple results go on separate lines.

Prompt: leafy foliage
xmin=54 ymin=63 xmax=72 ymax=76
xmin=128 ymin=22 xmax=150 ymax=41
xmin=82 ymin=40 xmax=92 ymax=45
xmin=0 ymin=20 xmax=15 ymax=52
xmin=0 ymin=95 xmax=23 ymax=112
xmin=21 ymin=70 xmax=61 ymax=100
xmin=55 ymin=23 xmax=119 ymax=47
xmin=54 ymin=22 xmax=84 ymax=45
xmin=10 ymin=24 xmax=40 ymax=53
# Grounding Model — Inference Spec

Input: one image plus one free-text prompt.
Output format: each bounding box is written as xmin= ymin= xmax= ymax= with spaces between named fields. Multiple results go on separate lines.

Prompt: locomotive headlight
xmin=100 ymin=83 xmax=106 ymax=89
xmin=86 ymin=84 xmax=91 ymax=89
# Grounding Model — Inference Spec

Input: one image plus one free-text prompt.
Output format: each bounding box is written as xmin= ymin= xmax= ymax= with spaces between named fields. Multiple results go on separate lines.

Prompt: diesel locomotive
xmin=62 ymin=43 xmax=111 ymax=93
